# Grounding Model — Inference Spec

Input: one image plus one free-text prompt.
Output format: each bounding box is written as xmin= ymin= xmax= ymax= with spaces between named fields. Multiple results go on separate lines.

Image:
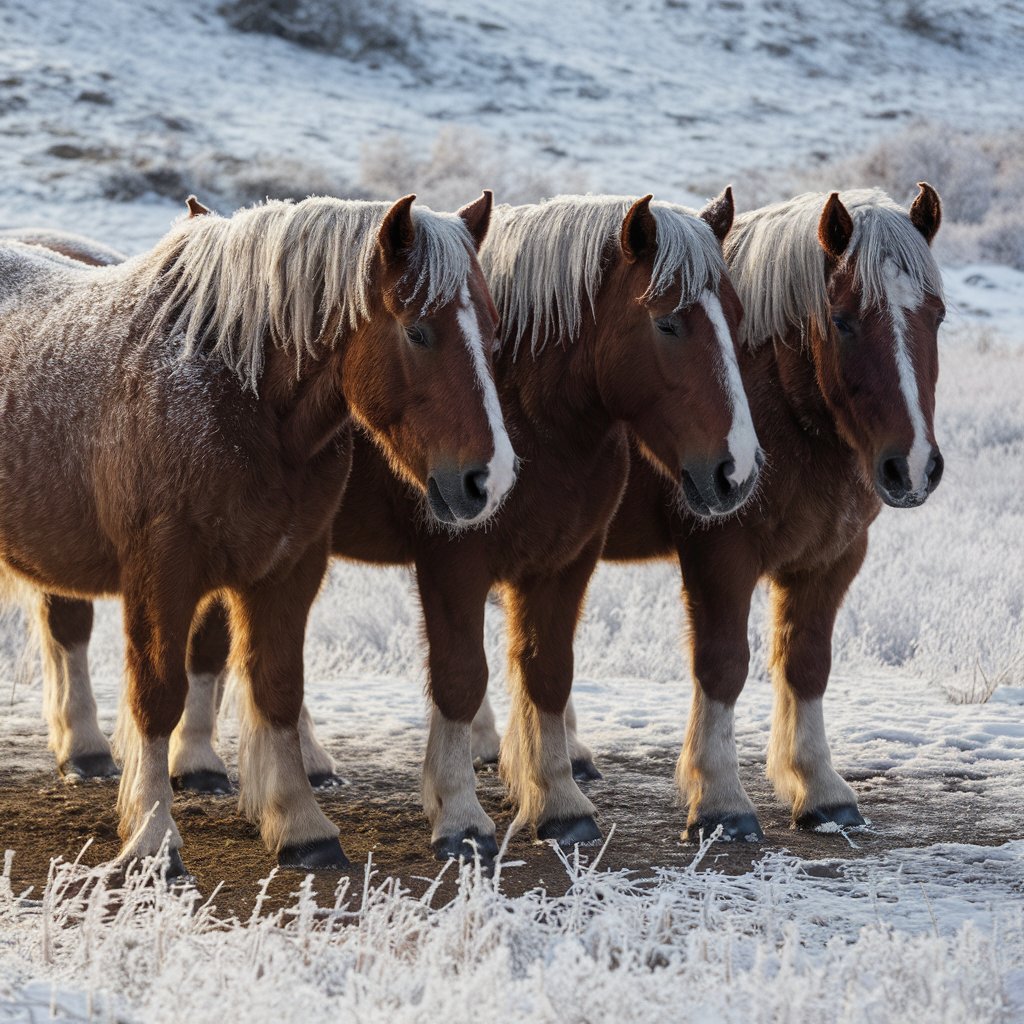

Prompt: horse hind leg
xmin=38 ymin=595 xmax=118 ymax=781
xmin=564 ymin=696 xmax=602 ymax=782
xmin=470 ymin=693 xmax=501 ymax=767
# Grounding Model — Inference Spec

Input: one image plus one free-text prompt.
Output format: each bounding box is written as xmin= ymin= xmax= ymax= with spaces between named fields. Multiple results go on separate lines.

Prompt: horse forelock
xmin=144 ymin=197 xmax=476 ymax=392
xmin=480 ymin=195 xmax=725 ymax=359
xmin=725 ymin=188 xmax=944 ymax=350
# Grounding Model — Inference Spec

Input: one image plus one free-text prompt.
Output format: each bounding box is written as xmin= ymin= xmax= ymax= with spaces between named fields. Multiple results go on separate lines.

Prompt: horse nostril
xmin=880 ymin=455 xmax=911 ymax=494
xmin=713 ymin=458 xmax=736 ymax=501
xmin=464 ymin=468 xmax=489 ymax=503
xmin=926 ymin=450 xmax=944 ymax=491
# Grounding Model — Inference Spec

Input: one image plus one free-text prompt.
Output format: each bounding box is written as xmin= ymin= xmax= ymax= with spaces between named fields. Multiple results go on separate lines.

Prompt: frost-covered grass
xmin=2 ymin=839 xmax=1022 ymax=1024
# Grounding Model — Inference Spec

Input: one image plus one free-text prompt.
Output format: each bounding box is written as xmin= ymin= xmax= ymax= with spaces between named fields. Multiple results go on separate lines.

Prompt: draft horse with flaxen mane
xmin=31 ymin=190 xmax=761 ymax=864
xmin=493 ymin=184 xmax=945 ymax=841
xmin=0 ymin=190 xmax=514 ymax=874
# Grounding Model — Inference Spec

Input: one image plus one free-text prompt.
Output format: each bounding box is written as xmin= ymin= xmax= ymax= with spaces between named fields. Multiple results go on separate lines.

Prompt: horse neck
xmin=761 ymin=326 xmax=845 ymax=447
xmin=496 ymin=325 xmax=615 ymax=454
xmin=261 ymin=343 xmax=350 ymax=464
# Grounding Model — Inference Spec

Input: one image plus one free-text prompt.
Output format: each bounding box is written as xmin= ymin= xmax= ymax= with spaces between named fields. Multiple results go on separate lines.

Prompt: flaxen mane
xmin=481 ymin=195 xmax=726 ymax=357
xmin=145 ymin=197 xmax=477 ymax=390
xmin=725 ymin=188 xmax=944 ymax=350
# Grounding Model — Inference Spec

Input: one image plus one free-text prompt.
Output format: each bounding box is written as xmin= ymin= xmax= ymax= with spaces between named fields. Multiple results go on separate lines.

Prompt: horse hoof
xmin=431 ymin=828 xmax=499 ymax=864
xmin=278 ymin=837 xmax=350 ymax=871
xmin=537 ymin=815 xmax=602 ymax=848
xmin=472 ymin=753 xmax=500 ymax=771
xmin=60 ymin=753 xmax=120 ymax=782
xmin=307 ymin=772 xmax=347 ymax=790
xmin=164 ymin=848 xmax=193 ymax=882
xmin=684 ymin=812 xmax=763 ymax=843
xmin=571 ymin=758 xmax=603 ymax=783
xmin=796 ymin=803 xmax=865 ymax=831
xmin=171 ymin=770 xmax=233 ymax=796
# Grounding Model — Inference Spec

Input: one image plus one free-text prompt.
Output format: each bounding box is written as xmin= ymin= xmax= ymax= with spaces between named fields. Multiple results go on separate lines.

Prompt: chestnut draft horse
xmin=475 ymin=184 xmax=946 ymax=840
xmin=0 ymin=190 xmax=515 ymax=873
xmin=33 ymin=191 xmax=761 ymax=862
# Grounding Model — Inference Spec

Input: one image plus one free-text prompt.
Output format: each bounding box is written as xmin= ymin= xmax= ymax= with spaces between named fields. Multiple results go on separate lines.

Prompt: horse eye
xmin=831 ymin=316 xmax=853 ymax=336
xmin=655 ymin=317 xmax=681 ymax=337
xmin=404 ymin=324 xmax=428 ymax=347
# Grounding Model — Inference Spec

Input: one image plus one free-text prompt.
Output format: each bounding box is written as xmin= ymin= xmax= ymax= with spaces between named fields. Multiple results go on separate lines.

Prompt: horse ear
xmin=699 ymin=185 xmax=734 ymax=243
xmin=621 ymin=194 xmax=657 ymax=264
xmin=457 ymin=190 xmax=493 ymax=252
xmin=818 ymin=192 xmax=854 ymax=262
xmin=909 ymin=181 xmax=941 ymax=245
xmin=378 ymin=194 xmax=417 ymax=265
xmin=185 ymin=194 xmax=212 ymax=218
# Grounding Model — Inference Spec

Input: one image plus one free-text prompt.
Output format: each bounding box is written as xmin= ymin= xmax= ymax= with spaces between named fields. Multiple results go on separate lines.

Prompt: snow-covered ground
xmin=2 ymin=0 xmax=1024 ymax=1020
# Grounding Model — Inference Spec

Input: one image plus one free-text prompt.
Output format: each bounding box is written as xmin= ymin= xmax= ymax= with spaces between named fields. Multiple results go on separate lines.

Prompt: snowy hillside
xmin=1 ymin=0 xmax=1023 ymax=1020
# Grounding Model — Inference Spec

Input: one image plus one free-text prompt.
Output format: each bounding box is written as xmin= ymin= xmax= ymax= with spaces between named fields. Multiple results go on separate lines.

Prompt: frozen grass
xmin=2 ymin=838 xmax=1022 ymax=1023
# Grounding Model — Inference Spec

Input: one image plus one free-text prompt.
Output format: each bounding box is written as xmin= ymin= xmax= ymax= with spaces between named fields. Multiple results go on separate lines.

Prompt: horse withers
xmin=0 ymin=190 xmax=514 ymax=874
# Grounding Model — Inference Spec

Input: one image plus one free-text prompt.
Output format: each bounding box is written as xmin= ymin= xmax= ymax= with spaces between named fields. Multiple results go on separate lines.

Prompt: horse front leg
xmin=229 ymin=539 xmax=345 ymax=870
xmin=417 ymin=547 xmax=496 ymax=862
xmin=170 ymin=598 xmax=232 ymax=794
xmin=115 ymin=573 xmax=198 ymax=876
xmin=766 ymin=537 xmax=867 ymax=830
xmin=37 ymin=595 xmax=118 ymax=780
xmin=677 ymin=540 xmax=761 ymax=842
xmin=501 ymin=544 xmax=602 ymax=849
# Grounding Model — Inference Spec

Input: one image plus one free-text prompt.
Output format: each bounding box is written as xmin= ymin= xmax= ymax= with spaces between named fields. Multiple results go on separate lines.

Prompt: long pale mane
xmin=725 ymin=188 xmax=945 ymax=350
xmin=144 ymin=197 xmax=475 ymax=390
xmin=480 ymin=194 xmax=726 ymax=357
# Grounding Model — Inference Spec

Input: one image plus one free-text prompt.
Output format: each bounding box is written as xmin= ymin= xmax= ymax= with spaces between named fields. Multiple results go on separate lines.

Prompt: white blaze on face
xmin=884 ymin=262 xmax=931 ymax=493
xmin=698 ymin=289 xmax=759 ymax=486
xmin=457 ymin=281 xmax=517 ymax=517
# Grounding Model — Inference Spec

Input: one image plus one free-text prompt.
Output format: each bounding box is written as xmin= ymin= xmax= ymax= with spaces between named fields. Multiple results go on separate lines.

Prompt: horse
xmin=0 ymin=189 xmax=515 ymax=875
xmin=470 ymin=184 xmax=946 ymax=840
xmin=28 ymin=190 xmax=762 ymax=862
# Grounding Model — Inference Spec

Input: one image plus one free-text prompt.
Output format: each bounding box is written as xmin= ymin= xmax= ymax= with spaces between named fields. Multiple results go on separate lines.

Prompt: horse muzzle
xmin=681 ymin=449 xmax=763 ymax=519
xmin=874 ymin=448 xmax=944 ymax=508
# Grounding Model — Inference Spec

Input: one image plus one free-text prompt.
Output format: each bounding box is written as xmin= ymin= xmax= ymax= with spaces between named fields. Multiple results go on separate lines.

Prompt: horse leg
xmin=418 ymin=552 xmax=496 ymax=861
xmin=470 ymin=694 xmax=501 ymax=767
xmin=38 ymin=595 xmax=118 ymax=780
xmin=115 ymin=574 xmax=197 ymax=876
xmin=564 ymin=696 xmax=601 ymax=782
xmin=501 ymin=547 xmax=601 ymax=848
xmin=170 ymin=598 xmax=232 ymax=794
xmin=766 ymin=538 xmax=867 ymax=830
xmin=677 ymin=543 xmax=761 ymax=842
xmin=229 ymin=541 xmax=345 ymax=870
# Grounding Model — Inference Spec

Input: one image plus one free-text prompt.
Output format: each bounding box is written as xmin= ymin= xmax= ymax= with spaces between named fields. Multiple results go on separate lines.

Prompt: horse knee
xmin=693 ymin=642 xmax=749 ymax=705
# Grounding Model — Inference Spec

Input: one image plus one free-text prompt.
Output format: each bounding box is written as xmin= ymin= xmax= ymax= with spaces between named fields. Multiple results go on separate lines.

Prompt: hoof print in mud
xmin=537 ymin=815 xmax=602 ymax=848
xmin=278 ymin=837 xmax=350 ymax=871
xmin=570 ymin=758 xmax=603 ymax=782
xmin=796 ymin=803 xmax=866 ymax=831
xmin=431 ymin=829 xmax=499 ymax=864
xmin=684 ymin=813 xmax=764 ymax=843
xmin=60 ymin=752 xmax=121 ymax=782
xmin=171 ymin=770 xmax=233 ymax=796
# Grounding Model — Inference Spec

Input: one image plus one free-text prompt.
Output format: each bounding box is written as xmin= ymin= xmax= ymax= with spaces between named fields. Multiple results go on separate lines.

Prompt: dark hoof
xmin=796 ymin=803 xmax=866 ymax=831
xmin=60 ymin=752 xmax=120 ymax=782
xmin=172 ymin=770 xmax=232 ymax=795
xmin=432 ymin=828 xmax=499 ymax=864
xmin=571 ymin=758 xmax=603 ymax=783
xmin=684 ymin=812 xmax=764 ymax=843
xmin=164 ymin=848 xmax=193 ymax=882
xmin=307 ymin=772 xmax=346 ymax=790
xmin=537 ymin=815 xmax=602 ymax=848
xmin=472 ymin=753 xmax=500 ymax=770
xmin=278 ymin=837 xmax=350 ymax=871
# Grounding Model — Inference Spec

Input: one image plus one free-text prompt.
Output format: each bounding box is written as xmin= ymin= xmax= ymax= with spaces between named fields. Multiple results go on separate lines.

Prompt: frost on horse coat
xmin=0 ymin=191 xmax=513 ymax=873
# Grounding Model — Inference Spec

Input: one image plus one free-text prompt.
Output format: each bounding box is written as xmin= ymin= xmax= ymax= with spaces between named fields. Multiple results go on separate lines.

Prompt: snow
xmin=2 ymin=0 xmax=1024 ymax=1019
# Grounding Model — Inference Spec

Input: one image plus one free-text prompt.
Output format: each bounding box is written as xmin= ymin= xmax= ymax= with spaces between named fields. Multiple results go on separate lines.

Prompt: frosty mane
xmin=480 ymin=194 xmax=726 ymax=357
xmin=725 ymin=188 xmax=944 ymax=350
xmin=146 ymin=197 xmax=475 ymax=390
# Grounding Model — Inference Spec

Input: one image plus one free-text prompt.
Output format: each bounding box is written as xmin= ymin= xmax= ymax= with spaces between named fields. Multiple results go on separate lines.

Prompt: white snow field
xmin=2 ymin=0 xmax=1024 ymax=1020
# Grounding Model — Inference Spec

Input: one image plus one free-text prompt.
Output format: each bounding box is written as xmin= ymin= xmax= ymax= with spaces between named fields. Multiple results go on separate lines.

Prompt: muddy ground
xmin=1 ymin=747 xmax=1014 ymax=919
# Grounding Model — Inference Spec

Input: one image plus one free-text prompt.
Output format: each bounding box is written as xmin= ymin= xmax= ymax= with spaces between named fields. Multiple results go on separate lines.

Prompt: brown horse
xmin=0 ymin=190 xmax=514 ymax=874
xmin=472 ymin=184 xmax=946 ymax=840
xmin=32 ymin=191 xmax=761 ymax=862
